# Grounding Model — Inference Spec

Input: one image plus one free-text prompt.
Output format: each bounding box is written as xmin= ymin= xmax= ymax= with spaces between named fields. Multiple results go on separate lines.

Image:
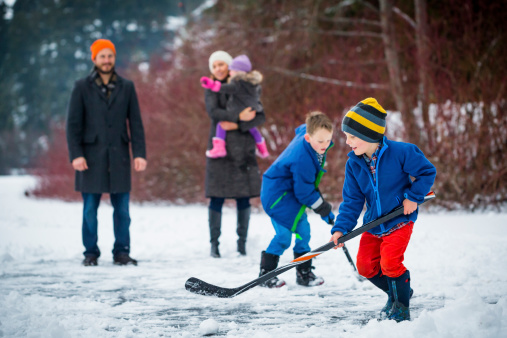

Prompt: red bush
xmin=31 ymin=121 xmax=77 ymax=200
xmin=32 ymin=1 xmax=507 ymax=209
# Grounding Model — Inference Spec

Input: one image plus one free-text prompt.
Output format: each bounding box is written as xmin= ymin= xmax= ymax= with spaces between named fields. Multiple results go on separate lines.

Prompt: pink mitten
xmin=200 ymin=76 xmax=221 ymax=92
xmin=200 ymin=76 xmax=213 ymax=88
xmin=210 ymin=81 xmax=221 ymax=92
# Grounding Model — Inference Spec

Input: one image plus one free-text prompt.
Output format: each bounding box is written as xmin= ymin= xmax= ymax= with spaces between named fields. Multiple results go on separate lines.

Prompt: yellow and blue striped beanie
xmin=342 ymin=98 xmax=387 ymax=143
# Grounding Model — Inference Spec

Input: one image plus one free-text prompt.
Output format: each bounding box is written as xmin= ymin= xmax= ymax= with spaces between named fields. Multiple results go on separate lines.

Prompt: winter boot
xmin=209 ymin=209 xmax=221 ymax=258
xmin=387 ymin=270 xmax=411 ymax=322
xmin=113 ymin=253 xmax=138 ymax=266
xmin=255 ymin=138 xmax=270 ymax=158
xmin=206 ymin=137 xmax=227 ymax=158
xmin=236 ymin=207 xmax=250 ymax=255
xmin=369 ymin=270 xmax=413 ymax=320
xmin=368 ymin=270 xmax=392 ymax=319
xmin=294 ymin=252 xmax=324 ymax=286
xmin=259 ymin=251 xmax=286 ymax=288
xmin=82 ymin=255 xmax=98 ymax=266
xmin=380 ymin=287 xmax=414 ymax=319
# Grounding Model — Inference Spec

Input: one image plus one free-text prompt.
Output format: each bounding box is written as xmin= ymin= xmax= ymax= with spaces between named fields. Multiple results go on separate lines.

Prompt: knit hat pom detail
xmin=361 ymin=97 xmax=387 ymax=114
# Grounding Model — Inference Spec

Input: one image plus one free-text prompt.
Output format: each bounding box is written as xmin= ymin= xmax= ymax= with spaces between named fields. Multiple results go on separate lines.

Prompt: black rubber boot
xmin=237 ymin=207 xmax=250 ymax=255
xmin=259 ymin=251 xmax=285 ymax=288
xmin=368 ymin=270 xmax=392 ymax=318
xmin=371 ymin=269 xmax=414 ymax=320
xmin=209 ymin=209 xmax=221 ymax=258
xmin=294 ymin=252 xmax=324 ymax=286
xmin=387 ymin=270 xmax=411 ymax=322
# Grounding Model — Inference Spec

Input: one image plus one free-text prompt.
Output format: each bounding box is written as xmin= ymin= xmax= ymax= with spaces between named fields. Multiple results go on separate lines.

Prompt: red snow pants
xmin=356 ymin=222 xmax=414 ymax=279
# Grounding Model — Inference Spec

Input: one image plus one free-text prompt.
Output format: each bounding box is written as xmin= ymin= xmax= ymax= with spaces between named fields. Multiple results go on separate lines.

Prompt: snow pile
xmin=352 ymin=291 xmax=506 ymax=338
xmin=199 ymin=318 xmax=219 ymax=335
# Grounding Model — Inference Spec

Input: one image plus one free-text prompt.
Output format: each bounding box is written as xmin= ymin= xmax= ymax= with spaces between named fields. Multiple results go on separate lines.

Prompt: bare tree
xmin=415 ymin=0 xmax=432 ymax=149
xmin=379 ymin=0 xmax=418 ymax=144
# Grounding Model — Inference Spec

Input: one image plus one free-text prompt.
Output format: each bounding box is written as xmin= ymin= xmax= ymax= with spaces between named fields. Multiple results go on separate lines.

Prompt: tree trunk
xmin=379 ymin=0 xmax=418 ymax=144
xmin=415 ymin=0 xmax=432 ymax=150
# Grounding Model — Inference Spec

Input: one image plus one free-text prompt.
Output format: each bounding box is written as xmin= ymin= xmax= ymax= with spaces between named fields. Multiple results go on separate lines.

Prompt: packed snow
xmin=0 ymin=176 xmax=506 ymax=337
xmin=199 ymin=318 xmax=219 ymax=336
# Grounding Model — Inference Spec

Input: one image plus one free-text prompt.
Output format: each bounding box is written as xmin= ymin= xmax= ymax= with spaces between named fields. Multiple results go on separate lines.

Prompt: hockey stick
xmin=185 ymin=191 xmax=436 ymax=298
xmin=342 ymin=244 xmax=366 ymax=282
xmin=328 ymin=222 xmax=364 ymax=282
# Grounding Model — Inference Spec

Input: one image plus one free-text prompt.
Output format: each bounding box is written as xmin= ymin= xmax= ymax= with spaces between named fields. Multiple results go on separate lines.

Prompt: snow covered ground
xmin=1 ymin=176 xmax=506 ymax=337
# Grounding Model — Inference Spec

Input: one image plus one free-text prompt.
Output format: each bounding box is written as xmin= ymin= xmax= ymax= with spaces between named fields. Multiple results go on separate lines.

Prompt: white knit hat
xmin=208 ymin=51 xmax=233 ymax=72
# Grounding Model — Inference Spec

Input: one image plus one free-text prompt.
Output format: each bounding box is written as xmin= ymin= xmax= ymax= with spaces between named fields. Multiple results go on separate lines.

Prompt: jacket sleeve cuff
xmin=403 ymin=190 xmax=424 ymax=203
xmin=330 ymin=225 xmax=348 ymax=236
xmin=69 ymin=149 xmax=84 ymax=162
xmin=311 ymin=196 xmax=324 ymax=209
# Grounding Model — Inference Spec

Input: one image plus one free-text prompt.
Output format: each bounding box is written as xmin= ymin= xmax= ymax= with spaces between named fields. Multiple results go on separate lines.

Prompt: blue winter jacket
xmin=261 ymin=125 xmax=333 ymax=234
xmin=331 ymin=137 xmax=436 ymax=236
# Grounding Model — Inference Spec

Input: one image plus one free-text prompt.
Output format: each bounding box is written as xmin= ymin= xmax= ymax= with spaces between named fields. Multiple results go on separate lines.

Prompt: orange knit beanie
xmin=90 ymin=39 xmax=116 ymax=60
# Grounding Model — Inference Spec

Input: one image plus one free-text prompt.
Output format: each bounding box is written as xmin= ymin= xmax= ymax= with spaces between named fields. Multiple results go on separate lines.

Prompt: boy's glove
xmin=314 ymin=201 xmax=335 ymax=225
xmin=200 ymin=76 xmax=222 ymax=92
xmin=321 ymin=211 xmax=335 ymax=225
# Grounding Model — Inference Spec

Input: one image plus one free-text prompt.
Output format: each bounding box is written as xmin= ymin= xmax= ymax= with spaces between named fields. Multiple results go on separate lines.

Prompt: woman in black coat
xmin=204 ymin=51 xmax=266 ymax=258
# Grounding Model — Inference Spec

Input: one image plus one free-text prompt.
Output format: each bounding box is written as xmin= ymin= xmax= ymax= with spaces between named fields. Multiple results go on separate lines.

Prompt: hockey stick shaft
xmin=341 ymin=244 xmax=366 ymax=282
xmin=292 ymin=191 xmax=436 ymax=261
xmin=342 ymin=244 xmax=357 ymax=272
xmin=185 ymin=191 xmax=435 ymax=298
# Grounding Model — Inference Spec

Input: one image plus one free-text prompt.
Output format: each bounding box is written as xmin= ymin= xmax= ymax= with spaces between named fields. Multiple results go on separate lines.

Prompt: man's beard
xmin=97 ymin=65 xmax=114 ymax=74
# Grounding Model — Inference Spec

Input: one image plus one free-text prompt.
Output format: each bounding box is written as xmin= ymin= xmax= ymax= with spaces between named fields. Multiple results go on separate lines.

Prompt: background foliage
xmin=3 ymin=0 xmax=505 ymax=209
xmin=0 ymin=0 xmax=201 ymax=172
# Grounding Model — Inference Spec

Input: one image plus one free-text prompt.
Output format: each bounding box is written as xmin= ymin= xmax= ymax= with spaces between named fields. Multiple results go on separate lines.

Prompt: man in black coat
xmin=66 ymin=39 xmax=147 ymax=266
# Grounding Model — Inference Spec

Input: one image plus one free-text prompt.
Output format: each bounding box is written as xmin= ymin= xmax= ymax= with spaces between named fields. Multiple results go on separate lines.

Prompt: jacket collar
xmin=302 ymin=134 xmax=334 ymax=173
xmin=295 ymin=124 xmax=334 ymax=172
xmin=347 ymin=136 xmax=389 ymax=166
xmin=87 ymin=68 xmax=122 ymax=83
xmin=87 ymin=69 xmax=123 ymax=106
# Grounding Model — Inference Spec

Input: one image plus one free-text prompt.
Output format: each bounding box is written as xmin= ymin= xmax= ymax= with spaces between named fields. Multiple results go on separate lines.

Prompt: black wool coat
xmin=204 ymin=88 xmax=265 ymax=199
xmin=66 ymin=73 xmax=146 ymax=193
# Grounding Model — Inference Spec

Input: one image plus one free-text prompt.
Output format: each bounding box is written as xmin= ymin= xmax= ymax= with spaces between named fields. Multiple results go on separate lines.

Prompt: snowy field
xmin=1 ymin=176 xmax=506 ymax=337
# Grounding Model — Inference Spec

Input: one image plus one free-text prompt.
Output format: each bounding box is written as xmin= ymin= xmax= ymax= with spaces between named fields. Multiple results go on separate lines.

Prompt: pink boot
xmin=256 ymin=138 xmax=270 ymax=158
xmin=206 ymin=137 xmax=227 ymax=158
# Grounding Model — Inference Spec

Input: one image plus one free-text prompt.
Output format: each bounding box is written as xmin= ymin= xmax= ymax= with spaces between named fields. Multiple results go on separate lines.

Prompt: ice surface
xmin=0 ymin=176 xmax=506 ymax=337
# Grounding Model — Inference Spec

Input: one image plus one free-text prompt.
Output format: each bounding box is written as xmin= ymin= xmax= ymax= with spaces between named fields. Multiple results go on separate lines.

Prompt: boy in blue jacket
xmin=260 ymin=111 xmax=335 ymax=288
xmin=330 ymin=98 xmax=436 ymax=322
